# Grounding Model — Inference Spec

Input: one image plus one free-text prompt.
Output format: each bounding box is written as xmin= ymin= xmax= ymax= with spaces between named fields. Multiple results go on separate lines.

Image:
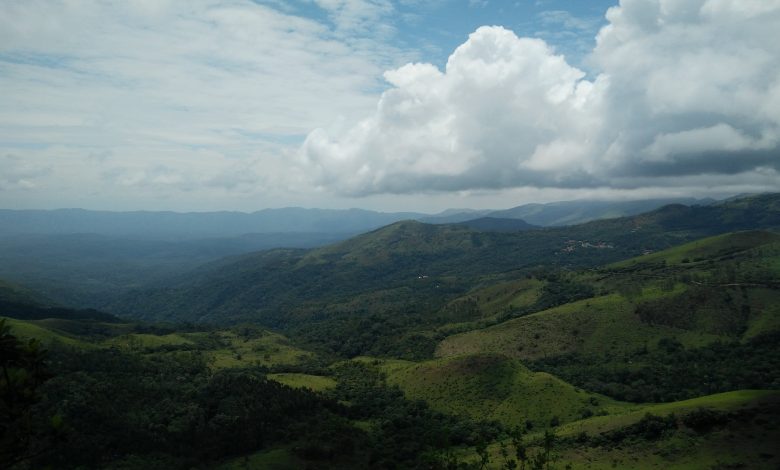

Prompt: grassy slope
xmin=373 ymin=354 xmax=628 ymax=428
xmin=4 ymin=317 xmax=93 ymax=348
xmin=436 ymin=293 xmax=722 ymax=361
xmin=207 ymin=330 xmax=314 ymax=369
xmin=461 ymin=390 xmax=780 ymax=469
xmin=555 ymin=390 xmax=780 ymax=470
xmin=267 ymin=373 xmax=337 ymax=392
xmin=104 ymin=332 xmax=195 ymax=348
xmin=438 ymin=231 xmax=780 ymax=361
xmin=559 ymin=390 xmax=778 ymax=437
xmin=4 ymin=315 xmax=315 ymax=370
xmin=609 ymin=230 xmax=780 ymax=268
xmin=432 ymin=278 xmax=545 ymax=332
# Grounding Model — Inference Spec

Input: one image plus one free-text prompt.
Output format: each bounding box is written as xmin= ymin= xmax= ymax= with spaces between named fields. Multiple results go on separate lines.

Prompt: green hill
xmin=436 ymin=293 xmax=722 ymax=361
xmin=438 ymin=231 xmax=780 ymax=403
xmin=555 ymin=390 xmax=780 ymax=470
xmin=105 ymin=194 xmax=780 ymax=355
xmin=439 ymin=230 xmax=780 ymax=358
xmin=377 ymin=354 xmax=627 ymax=428
xmin=3 ymin=317 xmax=94 ymax=348
xmin=471 ymin=389 xmax=780 ymax=470
xmin=6 ymin=223 xmax=780 ymax=469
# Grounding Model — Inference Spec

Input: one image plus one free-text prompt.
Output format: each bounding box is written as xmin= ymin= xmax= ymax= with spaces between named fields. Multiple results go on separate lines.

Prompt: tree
xmin=0 ymin=319 xmax=55 ymax=467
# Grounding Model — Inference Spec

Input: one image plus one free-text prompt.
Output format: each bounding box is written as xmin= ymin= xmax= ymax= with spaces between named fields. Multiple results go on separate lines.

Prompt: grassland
xmin=457 ymin=390 xmax=780 ymax=470
xmin=3 ymin=315 xmax=316 ymax=371
xmin=207 ymin=330 xmax=314 ymax=369
xmin=555 ymin=390 xmax=780 ymax=470
xmin=431 ymin=278 xmax=545 ymax=333
xmin=558 ymin=390 xmax=779 ymax=437
xmin=436 ymin=293 xmax=722 ymax=361
xmin=4 ymin=317 xmax=93 ymax=348
xmin=609 ymin=230 xmax=780 ymax=268
xmin=267 ymin=373 xmax=337 ymax=392
xmin=438 ymin=231 xmax=780 ymax=363
xmin=104 ymin=332 xmax=196 ymax=349
xmin=368 ymin=354 xmax=628 ymax=428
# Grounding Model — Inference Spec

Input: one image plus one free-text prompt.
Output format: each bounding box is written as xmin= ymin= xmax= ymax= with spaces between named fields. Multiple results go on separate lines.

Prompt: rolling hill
xmin=436 ymin=230 xmax=780 ymax=403
xmin=4 ymin=212 xmax=779 ymax=469
xmin=438 ymin=230 xmax=780 ymax=358
xmin=108 ymin=193 xmax=780 ymax=331
xmin=366 ymin=354 xmax=628 ymax=428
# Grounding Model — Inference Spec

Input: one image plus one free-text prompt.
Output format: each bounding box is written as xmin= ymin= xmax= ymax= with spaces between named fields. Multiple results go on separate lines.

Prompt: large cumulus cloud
xmin=300 ymin=0 xmax=780 ymax=195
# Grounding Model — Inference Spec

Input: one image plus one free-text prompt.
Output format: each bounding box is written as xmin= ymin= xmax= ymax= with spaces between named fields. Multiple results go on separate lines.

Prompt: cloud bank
xmin=0 ymin=0 xmax=408 ymax=210
xmin=301 ymin=0 xmax=780 ymax=196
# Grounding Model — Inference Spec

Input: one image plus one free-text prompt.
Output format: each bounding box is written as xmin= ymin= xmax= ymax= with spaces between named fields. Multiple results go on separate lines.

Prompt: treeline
xmin=531 ymin=332 xmax=780 ymax=403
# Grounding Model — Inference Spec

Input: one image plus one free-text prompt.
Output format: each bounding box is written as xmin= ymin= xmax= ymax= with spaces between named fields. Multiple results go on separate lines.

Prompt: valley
xmin=2 ymin=194 xmax=780 ymax=469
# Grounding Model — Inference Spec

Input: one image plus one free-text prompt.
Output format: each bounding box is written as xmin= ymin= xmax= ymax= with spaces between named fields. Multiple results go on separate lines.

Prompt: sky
xmin=1 ymin=0 xmax=778 ymax=213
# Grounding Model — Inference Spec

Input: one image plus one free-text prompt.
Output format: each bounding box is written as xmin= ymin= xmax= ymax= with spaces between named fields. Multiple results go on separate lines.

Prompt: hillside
xmin=0 ymin=232 xmax=350 ymax=308
xmin=439 ymin=230 xmax=780 ymax=357
xmin=3 ymin=223 xmax=779 ymax=469
xmin=108 ymin=194 xmax=780 ymax=335
xmin=487 ymin=197 xmax=715 ymax=227
xmin=437 ymin=230 xmax=780 ymax=402
xmin=455 ymin=217 xmax=538 ymax=232
xmin=368 ymin=354 xmax=628 ymax=428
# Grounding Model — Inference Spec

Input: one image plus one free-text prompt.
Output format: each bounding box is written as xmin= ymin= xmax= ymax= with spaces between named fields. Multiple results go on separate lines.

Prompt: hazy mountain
xmin=420 ymin=209 xmax=493 ymax=224
xmin=0 ymin=207 xmax=425 ymax=239
xmin=0 ymin=198 xmax=718 ymax=241
xmin=454 ymin=217 xmax=538 ymax=232
xmin=0 ymin=232 xmax=351 ymax=308
xmin=487 ymin=197 xmax=715 ymax=226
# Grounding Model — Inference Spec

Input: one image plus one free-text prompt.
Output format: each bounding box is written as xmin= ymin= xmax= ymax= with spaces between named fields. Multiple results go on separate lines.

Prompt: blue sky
xmin=0 ymin=0 xmax=778 ymax=212
xmin=272 ymin=0 xmax=614 ymax=69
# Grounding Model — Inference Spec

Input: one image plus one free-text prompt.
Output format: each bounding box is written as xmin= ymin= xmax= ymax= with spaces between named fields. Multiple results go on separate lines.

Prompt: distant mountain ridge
xmin=1 ymin=197 xmax=718 ymax=239
xmin=483 ymin=197 xmax=715 ymax=226
xmin=455 ymin=217 xmax=538 ymax=232
xmin=0 ymin=207 xmax=426 ymax=238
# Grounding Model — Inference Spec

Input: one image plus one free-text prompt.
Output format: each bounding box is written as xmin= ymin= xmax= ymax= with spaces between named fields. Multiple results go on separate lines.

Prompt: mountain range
xmin=2 ymin=193 xmax=779 ymax=469
xmin=106 ymin=193 xmax=780 ymax=329
xmin=1 ymin=196 xmax=716 ymax=239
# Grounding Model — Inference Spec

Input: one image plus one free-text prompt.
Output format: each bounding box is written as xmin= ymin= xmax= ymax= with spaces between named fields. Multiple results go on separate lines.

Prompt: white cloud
xmin=2 ymin=0 xmax=778 ymax=211
xmin=312 ymin=0 xmax=394 ymax=35
xmin=301 ymin=0 xmax=780 ymax=195
xmin=0 ymin=0 xmax=409 ymax=209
